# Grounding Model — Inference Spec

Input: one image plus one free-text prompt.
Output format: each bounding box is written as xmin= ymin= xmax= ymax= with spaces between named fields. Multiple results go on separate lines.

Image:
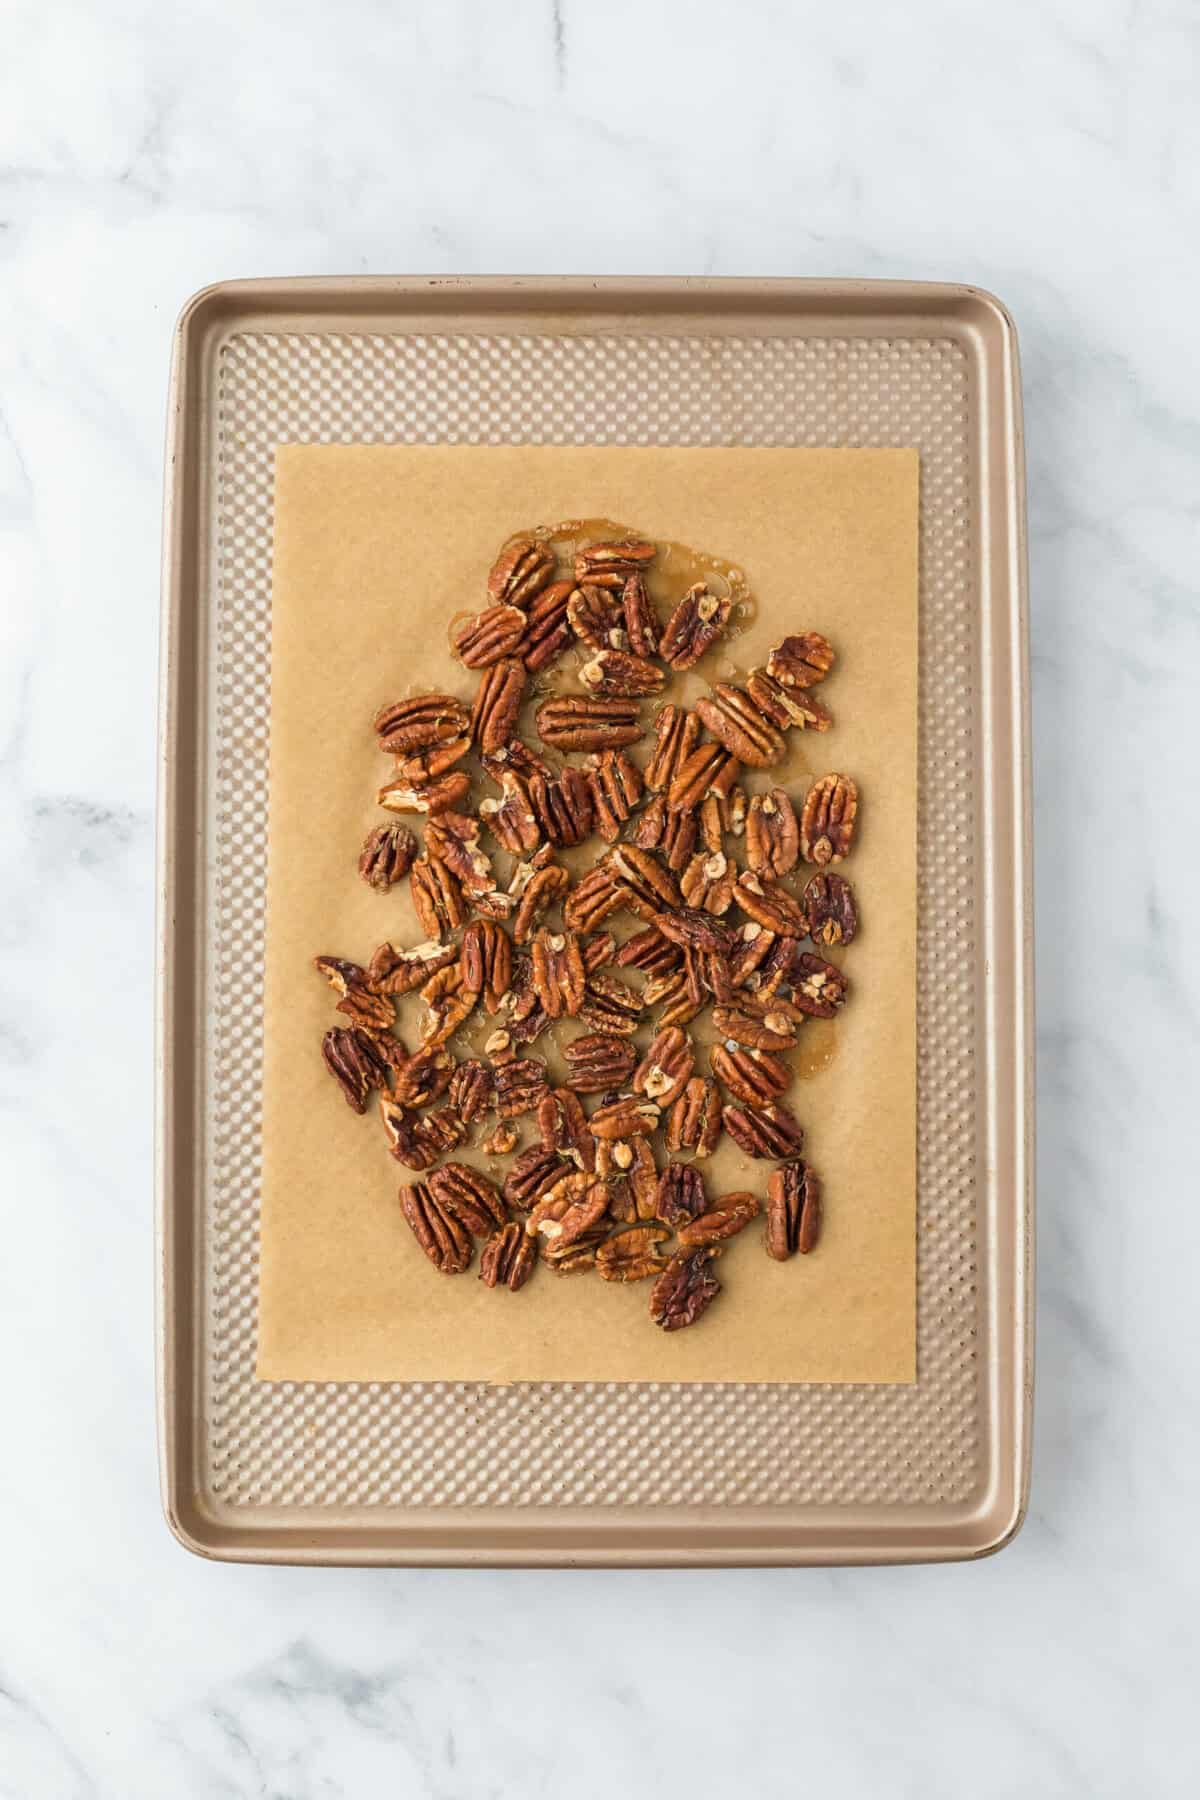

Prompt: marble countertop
xmin=3 ymin=0 xmax=1199 ymax=1793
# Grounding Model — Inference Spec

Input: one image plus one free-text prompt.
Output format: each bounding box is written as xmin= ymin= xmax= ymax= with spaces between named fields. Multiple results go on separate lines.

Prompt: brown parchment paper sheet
xmin=256 ymin=446 xmax=918 ymax=1383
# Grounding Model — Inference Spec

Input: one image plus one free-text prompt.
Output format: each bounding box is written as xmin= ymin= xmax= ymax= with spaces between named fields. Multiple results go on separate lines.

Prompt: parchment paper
xmin=256 ymin=446 xmax=918 ymax=1382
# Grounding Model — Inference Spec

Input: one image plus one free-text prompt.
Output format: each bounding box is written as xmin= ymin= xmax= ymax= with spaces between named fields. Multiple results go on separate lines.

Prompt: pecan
xmin=802 ymin=872 xmax=858 ymax=947
xmin=665 ymin=1076 xmax=723 ymax=1157
xmin=710 ymin=1002 xmax=799 ymax=1052
xmin=448 ymin=1058 xmax=496 ymax=1123
xmin=451 ymin=602 xmax=527 ymax=668
xmin=605 ymin=843 xmax=682 ymax=920
xmin=632 ymin=1025 xmax=695 ymax=1108
xmin=746 ymin=789 xmax=800 ymax=878
xmin=579 ymin=648 xmax=665 ymax=699
xmin=410 ymin=857 xmax=468 ymax=939
xmin=530 ymin=927 xmax=586 ymax=1019
xmin=699 ymin=786 xmax=748 ymax=854
xmin=678 ymin=1192 xmax=761 ymax=1248
xmin=470 ymin=658 xmax=527 ymax=754
xmin=562 ymin=865 xmax=622 ymax=933
xmin=625 ymin=793 xmax=696 ymax=870
xmin=536 ymin=694 xmax=642 ymax=752
xmin=459 ymin=919 xmax=513 ymax=1013
xmin=654 ymin=907 xmax=734 ymax=957
xmin=649 ymin=1248 xmax=722 ymax=1331
xmin=479 ymin=770 xmax=541 ymax=854
xmin=367 ymin=938 xmax=457 ymax=996
xmin=667 ymin=743 xmax=741 ymax=813
xmin=800 ymin=774 xmax=858 ymax=866
xmin=479 ymin=1220 xmax=537 ymax=1290
xmin=774 ymin=950 xmax=848 ymax=1019
xmin=419 ymin=965 xmax=476 ymax=1047
xmin=727 ymin=921 xmax=776 ymax=991
xmin=656 ymin=1161 xmax=707 ymax=1226
xmin=697 ymin=944 xmax=736 ymax=1005
xmin=483 ymin=738 xmax=555 ymax=784
xmin=502 ymin=956 xmax=550 ymax=1046
xmin=503 ymin=1145 xmax=569 ymax=1211
xmin=399 ymin=1181 xmax=473 ymax=1273
xmin=573 ymin=538 xmax=656 ymax=589
xmin=659 ymin=582 xmax=732 ymax=670
xmin=377 ymin=769 xmax=473 ymax=816
xmin=563 ymin=1031 xmax=638 ymax=1094
xmin=710 ymin=1040 xmax=792 ymax=1105
xmin=567 ymin=582 xmax=624 ymax=649
xmin=598 ymin=1137 xmax=660 ymax=1223
xmin=482 ymin=1120 xmax=519 ymax=1157
xmin=734 ymin=870 xmax=807 ymax=936
xmin=321 ymin=1026 xmax=394 ymax=1113
xmin=383 ymin=1097 xmax=467 ymax=1171
xmin=578 ymin=971 xmax=643 ymax=1036
xmin=487 ymin=535 xmax=556 ymax=609
xmin=493 ymin=1055 xmax=550 ymax=1119
xmin=427 ymin=1162 xmax=508 ymax=1235
xmin=526 ymin=1172 xmax=609 ymax=1246
xmin=722 ymin=1100 xmax=804 ymax=1159
xmin=313 ymin=955 xmax=395 ymax=1030
xmin=517 ymin=578 xmax=574 ymax=671
xmin=513 ymin=862 xmax=571 ymax=943
xmin=767 ymin=632 xmax=835 ymax=690
xmin=358 ymin=823 xmax=418 ymax=892
xmin=596 ymin=1224 xmax=672 ymax=1282
xmin=390 ymin=735 xmax=473 ymax=786
xmin=425 ymin=811 xmax=494 ymax=898
xmin=391 ymin=1044 xmax=456 ymax=1108
xmin=680 ymin=849 xmax=736 ymax=915
xmin=374 ymin=693 xmax=470 ymax=755
xmin=527 ymin=767 xmax=594 ymax=849
xmin=588 ymin=1095 xmax=661 ymax=1140
xmin=585 ymin=748 xmax=644 ymax=843
xmin=582 ymin=931 xmax=616 ymax=974
xmin=540 ymin=1225 xmax=608 ymax=1272
xmin=621 ymin=570 xmax=660 ymax=658
xmin=537 ymin=1088 xmax=596 ymax=1172
xmin=766 ymin=1161 xmax=822 ymax=1258
xmin=615 ymin=926 xmax=683 ymax=977
xmin=694 ymin=684 xmax=785 ymax=769
xmin=644 ymin=704 xmax=701 ymax=793
xmin=747 ymin=667 xmax=833 ymax=733
xmin=644 ymin=948 xmax=708 ymax=1028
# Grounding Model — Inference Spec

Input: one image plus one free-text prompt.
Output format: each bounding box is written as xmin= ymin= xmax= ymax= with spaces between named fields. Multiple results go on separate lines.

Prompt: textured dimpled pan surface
xmin=157 ymin=277 xmax=1032 ymax=1565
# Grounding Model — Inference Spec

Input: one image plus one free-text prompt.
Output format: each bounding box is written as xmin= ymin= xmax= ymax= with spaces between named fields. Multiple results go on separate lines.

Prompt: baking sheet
xmin=255 ymin=444 xmax=919 ymax=1384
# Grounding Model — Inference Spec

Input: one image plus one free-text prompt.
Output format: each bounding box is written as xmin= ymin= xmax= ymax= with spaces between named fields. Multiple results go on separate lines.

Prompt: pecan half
xmin=313 ymin=955 xmax=395 ymax=1030
xmin=710 ymin=1002 xmax=799 ymax=1052
xmin=579 ymin=648 xmax=665 ymax=699
xmin=621 ymin=571 xmax=660 ymax=658
xmin=665 ymin=1076 xmax=723 ymax=1157
xmin=530 ymin=927 xmax=586 ymax=1019
xmin=802 ymin=872 xmax=859 ymax=947
xmin=419 ymin=965 xmax=476 ymax=1047
xmin=425 ymin=811 xmax=494 ymax=898
xmin=488 ymin=535 xmax=556 ymax=609
xmin=375 ymin=693 xmax=470 ymax=755
xmin=578 ymin=971 xmax=644 ymax=1036
xmin=746 ymin=789 xmax=800 ymax=878
xmin=767 ymin=632 xmax=835 ymax=690
xmin=694 ymin=685 xmax=785 ymax=769
xmin=774 ymin=950 xmax=848 ymax=1019
xmin=573 ymin=538 xmax=656 ymax=589
xmin=727 ymin=921 xmax=776 ymax=991
xmin=517 ymin=578 xmax=574 ymax=671
xmin=536 ymin=694 xmax=642 ymax=752
xmin=562 ymin=865 xmax=623 ymax=933
xmin=410 ymin=856 xmax=468 ymax=939
xmin=654 ymin=906 xmax=734 ymax=956
xmin=585 ymin=749 xmax=644 ymax=843
xmin=699 ymin=785 xmax=748 ymax=854
xmin=596 ymin=1225 xmax=672 ymax=1282
xmin=391 ymin=1044 xmax=456 ymax=1109
xmin=656 ymin=1160 xmax=707 ymax=1226
xmin=644 ymin=965 xmax=706 ymax=1030
xmin=448 ymin=1058 xmax=496 ymax=1123
xmin=710 ymin=1040 xmax=792 ymax=1105
xmin=377 ymin=769 xmax=473 ymax=817
xmin=667 ymin=743 xmax=741 ymax=813
xmin=478 ymin=770 xmax=541 ymax=854
xmin=321 ymin=1026 xmax=394 ymax=1113
xmin=459 ymin=919 xmax=513 ymax=1013
xmin=563 ymin=1031 xmax=638 ymax=1094
xmin=615 ymin=926 xmax=683 ymax=977
xmin=567 ymin=582 xmax=624 ymax=649
xmin=503 ymin=1145 xmax=569 ymax=1211
xmin=427 ymin=1162 xmax=508 ymax=1235
xmin=367 ymin=938 xmax=457 ymax=996
xmin=540 ymin=1225 xmax=608 ymax=1272
xmin=483 ymin=738 xmax=555 ymax=784
xmin=747 ymin=667 xmax=833 ymax=733
xmin=582 ymin=931 xmax=616 ymax=973
xmin=632 ymin=1025 xmax=695 ymax=1108
xmin=734 ymin=870 xmax=807 ymax=936
xmin=526 ymin=1172 xmax=610 ymax=1246
xmin=537 ymin=1088 xmax=596 ymax=1172
xmin=766 ymin=1161 xmax=822 ymax=1258
xmin=677 ymin=1192 xmax=761 ymax=1248
xmin=722 ymin=1100 xmax=804 ymax=1159
xmin=513 ymin=862 xmax=571 ymax=943
xmin=644 ymin=704 xmax=701 ymax=793
xmin=800 ymin=774 xmax=858 ymax=866
xmin=494 ymin=1056 xmax=551 ymax=1119
xmin=605 ymin=843 xmax=682 ymax=920
xmin=527 ymin=766 xmax=594 ymax=849
xmin=649 ymin=1248 xmax=722 ymax=1331
xmin=399 ymin=1181 xmax=473 ymax=1273
xmin=383 ymin=1098 xmax=468 ymax=1171
xmin=659 ymin=583 xmax=732 ymax=670
xmin=625 ymin=793 xmax=697 ymax=871
xmin=451 ymin=602 xmax=527 ymax=668
xmin=479 ymin=1220 xmax=538 ymax=1290
xmin=680 ymin=849 xmax=736 ymax=915
xmin=358 ymin=823 xmax=418 ymax=892
xmin=598 ymin=1137 xmax=660 ymax=1222
xmin=588 ymin=1095 xmax=661 ymax=1140
xmin=470 ymin=658 xmax=527 ymax=754
xmin=390 ymin=735 xmax=473 ymax=786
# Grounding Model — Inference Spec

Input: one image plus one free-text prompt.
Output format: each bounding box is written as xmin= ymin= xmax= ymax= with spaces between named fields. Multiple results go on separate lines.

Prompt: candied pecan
xmin=722 ymin=1100 xmax=804 ymax=1159
xmin=585 ymin=749 xmax=644 ymax=843
xmin=392 ymin=1044 xmax=456 ymax=1109
xmin=478 ymin=771 xmax=541 ymax=854
xmin=428 ymin=1162 xmax=508 ymax=1235
xmin=605 ymin=843 xmax=682 ymax=920
xmin=621 ymin=570 xmax=660 ymax=658
xmin=313 ymin=955 xmax=395 ymax=1030
xmin=562 ymin=865 xmax=622 ymax=933
xmin=734 ymin=870 xmax=807 ymax=936
xmin=654 ymin=907 xmax=734 ymax=957
xmin=746 ymin=789 xmax=800 ymax=878
xmin=451 ymin=602 xmax=527 ymax=668
xmin=488 ymin=535 xmax=556 ymax=609
xmin=493 ymin=1055 xmax=550 ymax=1119
xmin=515 ymin=577 xmax=573 ymax=671
xmin=695 ymin=684 xmax=785 ymax=769
xmin=482 ymin=1119 xmax=519 ymax=1157
xmin=470 ymin=658 xmax=527 ymax=754
xmin=579 ymin=648 xmax=665 ymax=699
xmin=649 ymin=1248 xmax=722 ymax=1331
xmin=727 ymin=921 xmax=776 ymax=991
xmin=479 ymin=1220 xmax=537 ymax=1290
xmin=644 ymin=704 xmax=701 ymax=793
xmin=567 ymin=582 xmax=624 ymax=649
xmin=775 ymin=950 xmax=849 ymax=1019
xmin=419 ymin=965 xmax=476 ymax=1047
xmin=678 ymin=1192 xmax=761 ymax=1248
xmin=377 ymin=769 xmax=473 ymax=817
xmin=632 ymin=1025 xmax=695 ymax=1108
xmin=747 ymin=667 xmax=833 ymax=733
xmin=615 ymin=926 xmax=683 ymax=977
xmin=767 ymin=632 xmax=835 ymax=690
xmin=527 ymin=766 xmax=594 ymax=849
xmin=802 ymin=872 xmax=858 ymax=947
xmin=680 ymin=849 xmax=736 ymax=915
xmin=578 ymin=971 xmax=643 ymax=1036
xmin=766 ymin=1161 xmax=821 ymax=1258
xmin=537 ymin=1088 xmax=595 ymax=1172
xmin=425 ymin=811 xmax=494 ymax=898
xmin=529 ymin=927 xmax=586 ymax=1019
xmin=399 ymin=1181 xmax=473 ymax=1273
xmin=513 ymin=862 xmax=571 ymax=943
xmin=588 ymin=1095 xmax=661 ymax=1140
xmin=535 ymin=694 xmax=642 ymax=752
xmin=503 ymin=1145 xmax=568 ymax=1211
xmin=711 ymin=1039 xmax=791 ymax=1105
xmin=563 ymin=1031 xmax=638 ymax=1094
xmin=390 ymin=735 xmax=472 ymax=786
xmin=597 ymin=1137 xmax=660 ymax=1223
xmin=541 ymin=1225 xmax=608 ymax=1272
xmin=699 ymin=785 xmax=747 ymax=854
xmin=667 ymin=743 xmax=741 ymax=813
xmin=410 ymin=857 xmax=468 ymax=939
xmin=526 ymin=1173 xmax=610 ymax=1246
xmin=367 ymin=937 xmax=457 ymax=996
xmin=665 ymin=1076 xmax=723 ymax=1157
xmin=596 ymin=1225 xmax=672 ymax=1282
xmin=375 ymin=693 xmax=470 ymax=755
xmin=459 ymin=919 xmax=513 ymax=1013
xmin=321 ymin=1026 xmax=394 ymax=1113
xmin=573 ymin=538 xmax=656 ymax=589
xmin=710 ymin=1002 xmax=799 ymax=1052
xmin=383 ymin=1098 xmax=468 ymax=1171
xmin=800 ymin=774 xmax=858 ymax=866
xmin=358 ymin=823 xmax=418 ymax=892
xmin=656 ymin=1161 xmax=708 ymax=1226
xmin=659 ymin=582 xmax=732 ymax=670
xmin=448 ymin=1058 xmax=495 ymax=1123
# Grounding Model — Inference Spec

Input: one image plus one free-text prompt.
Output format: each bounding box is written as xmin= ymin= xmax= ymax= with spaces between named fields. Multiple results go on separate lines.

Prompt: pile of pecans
xmin=314 ymin=529 xmax=860 ymax=1333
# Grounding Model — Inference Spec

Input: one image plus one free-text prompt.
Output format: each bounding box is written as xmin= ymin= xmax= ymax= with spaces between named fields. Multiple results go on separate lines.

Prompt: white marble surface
xmin=2 ymin=0 xmax=1199 ymax=1792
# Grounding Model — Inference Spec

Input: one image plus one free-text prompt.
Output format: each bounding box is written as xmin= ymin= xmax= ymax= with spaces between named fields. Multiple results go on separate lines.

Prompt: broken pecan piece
xmin=567 ymin=582 xmax=624 ymax=649
xmin=585 ymin=749 xmax=644 ymax=843
xmin=383 ymin=1098 xmax=468 ymax=1171
xmin=677 ymin=1192 xmax=761 ymax=1248
xmin=313 ymin=955 xmax=395 ymax=1030
xmin=391 ymin=1044 xmax=456 ymax=1108
xmin=747 ymin=667 xmax=833 ymax=733
xmin=680 ymin=849 xmax=736 ymax=915
xmin=470 ymin=658 xmax=527 ymax=754
xmin=482 ymin=1119 xmax=519 ymax=1157
xmin=746 ymin=789 xmax=800 ymax=878
xmin=527 ymin=766 xmax=594 ymax=849
xmin=563 ymin=1031 xmax=638 ymax=1094
xmin=517 ymin=578 xmax=574 ymax=672
xmin=621 ymin=570 xmax=660 ymax=658
xmin=802 ymin=872 xmax=858 ymax=947
xmin=537 ymin=1088 xmax=596 ymax=1172
xmin=615 ymin=926 xmax=683 ymax=977
xmin=459 ymin=918 xmax=513 ymax=1013
xmin=649 ymin=1248 xmax=722 ymax=1330
xmin=503 ymin=1145 xmax=568 ymax=1211
xmin=478 ymin=769 xmax=541 ymax=854
xmin=377 ymin=769 xmax=473 ymax=817
xmin=667 ymin=743 xmax=741 ymax=813
xmin=540 ymin=1225 xmax=608 ymax=1272
xmin=694 ymin=684 xmax=785 ymax=769
xmin=710 ymin=1040 xmax=793 ymax=1105
xmin=367 ymin=938 xmax=457 ymax=996
xmin=588 ymin=1095 xmax=661 ymax=1140
xmin=659 ymin=582 xmax=732 ymax=670
xmin=374 ymin=693 xmax=470 ymax=755
xmin=530 ymin=927 xmax=586 ymax=1019
xmin=321 ymin=1026 xmax=395 ymax=1113
xmin=427 ymin=1162 xmax=508 ymax=1235
xmin=582 ymin=931 xmax=616 ymax=974
xmin=665 ymin=1076 xmax=723 ymax=1157
xmin=653 ymin=906 xmax=734 ymax=957
xmin=605 ymin=843 xmax=682 ymax=920
xmin=774 ymin=950 xmax=849 ymax=1019
xmin=399 ymin=1181 xmax=473 ymax=1273
xmin=526 ymin=1172 xmax=610 ymax=1246
xmin=451 ymin=603 xmax=527 ymax=668
xmin=513 ymin=862 xmax=571 ymax=943
xmin=596 ymin=1225 xmax=672 ymax=1282
xmin=722 ymin=1100 xmax=804 ymax=1159
xmin=487 ymin=535 xmax=556 ymax=609
xmin=644 ymin=966 xmax=706 ymax=1030
xmin=800 ymin=774 xmax=858 ymax=866
xmin=734 ymin=870 xmax=808 ymax=936
xmin=727 ymin=921 xmax=776 ymax=991
xmin=767 ymin=632 xmax=835 ymax=690
xmin=425 ymin=811 xmax=494 ymax=898
xmin=419 ymin=965 xmax=476 ymax=1047
xmin=699 ymin=786 xmax=748 ymax=854
xmin=535 ymin=694 xmax=642 ymax=752
xmin=573 ymin=538 xmax=656 ymax=589
xmin=562 ymin=865 xmax=623 ymax=934
xmin=710 ymin=1002 xmax=799 ymax=1053
xmin=578 ymin=970 xmax=644 ymax=1037
xmin=390 ymin=735 xmax=473 ymax=786
xmin=358 ymin=823 xmax=418 ymax=892
xmin=579 ymin=648 xmax=665 ymax=699
xmin=479 ymin=1220 xmax=537 ymax=1290
xmin=598 ymin=1137 xmax=660 ymax=1223
xmin=448 ymin=1058 xmax=496 ymax=1123
xmin=656 ymin=1160 xmax=707 ymax=1226
xmin=632 ymin=1025 xmax=695 ymax=1109
xmin=410 ymin=856 xmax=468 ymax=939
xmin=766 ymin=1161 xmax=822 ymax=1258
xmin=493 ymin=1055 xmax=551 ymax=1119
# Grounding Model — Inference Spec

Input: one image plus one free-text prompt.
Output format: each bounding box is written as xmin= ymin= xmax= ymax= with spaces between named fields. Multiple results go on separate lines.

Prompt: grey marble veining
xmin=2 ymin=0 xmax=1199 ymax=1793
